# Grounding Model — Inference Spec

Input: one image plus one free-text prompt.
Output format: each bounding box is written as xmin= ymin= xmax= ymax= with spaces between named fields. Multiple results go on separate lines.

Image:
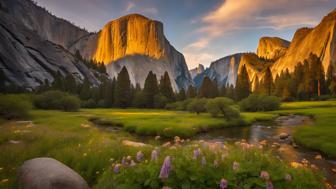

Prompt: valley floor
xmin=0 ymin=101 xmax=335 ymax=188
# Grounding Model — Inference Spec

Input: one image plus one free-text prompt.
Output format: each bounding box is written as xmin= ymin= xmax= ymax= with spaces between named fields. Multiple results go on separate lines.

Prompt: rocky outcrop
xmin=189 ymin=64 xmax=205 ymax=80
xmin=0 ymin=0 xmax=88 ymax=48
xmin=0 ymin=12 xmax=98 ymax=89
xmin=18 ymin=158 xmax=90 ymax=189
xmin=271 ymin=9 xmax=336 ymax=77
xmin=193 ymin=54 xmax=243 ymax=87
xmin=71 ymin=14 xmax=192 ymax=90
xmin=257 ymin=37 xmax=290 ymax=61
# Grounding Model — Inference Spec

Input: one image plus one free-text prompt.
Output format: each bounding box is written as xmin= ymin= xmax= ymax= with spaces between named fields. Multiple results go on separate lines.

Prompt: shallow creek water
xmin=98 ymin=115 xmax=336 ymax=185
xmin=194 ymin=115 xmax=336 ymax=185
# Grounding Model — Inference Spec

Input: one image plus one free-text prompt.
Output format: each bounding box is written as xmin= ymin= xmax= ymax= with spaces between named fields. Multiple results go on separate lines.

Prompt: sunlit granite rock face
xmin=189 ymin=64 xmax=205 ymax=80
xmin=271 ymin=9 xmax=336 ymax=77
xmin=0 ymin=0 xmax=98 ymax=89
xmin=257 ymin=37 xmax=290 ymax=61
xmin=72 ymin=14 xmax=192 ymax=90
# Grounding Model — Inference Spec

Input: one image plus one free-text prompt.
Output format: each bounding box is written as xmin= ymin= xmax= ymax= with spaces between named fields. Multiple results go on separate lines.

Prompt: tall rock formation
xmin=193 ymin=54 xmax=243 ymax=87
xmin=271 ymin=9 xmax=336 ymax=77
xmin=257 ymin=37 xmax=290 ymax=61
xmin=189 ymin=64 xmax=205 ymax=80
xmin=0 ymin=0 xmax=98 ymax=89
xmin=71 ymin=14 xmax=192 ymax=90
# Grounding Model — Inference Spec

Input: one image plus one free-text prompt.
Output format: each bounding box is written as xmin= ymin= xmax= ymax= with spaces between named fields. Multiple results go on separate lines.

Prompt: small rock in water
xmin=279 ymin=132 xmax=290 ymax=140
xmin=9 ymin=140 xmax=21 ymax=144
xmin=315 ymin=154 xmax=323 ymax=160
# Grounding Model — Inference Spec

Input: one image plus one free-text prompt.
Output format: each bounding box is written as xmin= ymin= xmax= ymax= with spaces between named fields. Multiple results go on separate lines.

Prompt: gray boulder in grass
xmin=18 ymin=158 xmax=90 ymax=189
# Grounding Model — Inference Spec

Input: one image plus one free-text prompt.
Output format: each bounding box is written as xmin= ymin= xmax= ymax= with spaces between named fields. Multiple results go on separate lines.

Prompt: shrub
xmin=165 ymin=99 xmax=192 ymax=111
xmin=34 ymin=90 xmax=80 ymax=112
xmin=81 ymin=99 xmax=97 ymax=108
xmin=206 ymin=97 xmax=240 ymax=119
xmin=0 ymin=94 xmax=32 ymax=119
xmin=154 ymin=94 xmax=168 ymax=109
xmin=187 ymin=98 xmax=207 ymax=114
xmin=239 ymin=94 xmax=281 ymax=112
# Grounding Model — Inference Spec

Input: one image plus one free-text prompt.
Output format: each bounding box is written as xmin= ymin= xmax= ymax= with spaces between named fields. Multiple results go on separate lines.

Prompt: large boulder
xmin=18 ymin=157 xmax=89 ymax=189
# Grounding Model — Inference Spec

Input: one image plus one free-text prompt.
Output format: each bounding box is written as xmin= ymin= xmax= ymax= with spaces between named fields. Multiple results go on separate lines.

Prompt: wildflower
xmin=136 ymin=151 xmax=144 ymax=162
xmin=232 ymin=161 xmax=240 ymax=171
xmin=83 ymin=153 xmax=87 ymax=157
xmin=220 ymin=178 xmax=228 ymax=189
xmin=155 ymin=135 xmax=161 ymax=140
xmin=121 ymin=157 xmax=127 ymax=166
xmin=201 ymin=156 xmax=206 ymax=167
xmin=113 ymin=164 xmax=121 ymax=174
xmin=260 ymin=171 xmax=270 ymax=180
xmin=130 ymin=160 xmax=136 ymax=167
xmin=126 ymin=156 xmax=132 ymax=161
xmin=284 ymin=174 xmax=292 ymax=181
xmin=193 ymin=148 xmax=201 ymax=159
xmin=214 ymin=159 xmax=219 ymax=168
xmin=159 ymin=156 xmax=171 ymax=179
xmin=266 ymin=181 xmax=273 ymax=189
xmin=162 ymin=186 xmax=172 ymax=189
xmin=151 ymin=149 xmax=159 ymax=161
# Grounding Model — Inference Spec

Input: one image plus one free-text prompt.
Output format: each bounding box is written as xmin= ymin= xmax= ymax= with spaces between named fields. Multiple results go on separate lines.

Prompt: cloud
xmin=183 ymin=0 xmax=334 ymax=67
xmin=125 ymin=1 xmax=158 ymax=15
xmin=183 ymin=50 xmax=217 ymax=69
xmin=126 ymin=2 xmax=135 ymax=12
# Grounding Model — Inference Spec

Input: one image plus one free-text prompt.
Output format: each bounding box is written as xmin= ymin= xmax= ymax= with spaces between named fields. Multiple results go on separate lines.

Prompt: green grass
xmin=276 ymin=100 xmax=336 ymax=157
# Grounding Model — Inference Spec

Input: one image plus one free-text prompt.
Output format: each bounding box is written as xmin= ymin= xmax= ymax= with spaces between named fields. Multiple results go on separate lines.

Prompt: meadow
xmin=0 ymin=100 xmax=335 ymax=188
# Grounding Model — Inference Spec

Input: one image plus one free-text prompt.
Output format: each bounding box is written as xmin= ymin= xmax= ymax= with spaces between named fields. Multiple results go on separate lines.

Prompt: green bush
xmin=154 ymin=94 xmax=168 ymax=109
xmin=239 ymin=94 xmax=281 ymax=112
xmin=0 ymin=94 xmax=32 ymax=119
xmin=187 ymin=98 xmax=207 ymax=114
xmin=206 ymin=97 xmax=240 ymax=119
xmin=34 ymin=90 xmax=80 ymax=112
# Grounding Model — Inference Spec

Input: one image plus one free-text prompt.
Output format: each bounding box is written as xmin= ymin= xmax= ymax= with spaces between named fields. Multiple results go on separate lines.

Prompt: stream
xmin=97 ymin=115 xmax=336 ymax=185
xmin=195 ymin=115 xmax=336 ymax=185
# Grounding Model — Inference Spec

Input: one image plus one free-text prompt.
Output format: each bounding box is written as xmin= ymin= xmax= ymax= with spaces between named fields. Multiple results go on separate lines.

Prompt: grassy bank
xmin=84 ymin=109 xmax=275 ymax=138
xmin=277 ymin=101 xmax=336 ymax=157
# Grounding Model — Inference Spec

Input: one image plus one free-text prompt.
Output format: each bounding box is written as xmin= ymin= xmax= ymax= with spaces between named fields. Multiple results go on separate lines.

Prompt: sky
xmin=35 ymin=0 xmax=336 ymax=69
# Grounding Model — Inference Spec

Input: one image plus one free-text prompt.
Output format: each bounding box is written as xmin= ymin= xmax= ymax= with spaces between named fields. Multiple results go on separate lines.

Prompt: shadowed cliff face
xmin=72 ymin=14 xmax=192 ymax=91
xmin=0 ymin=0 xmax=99 ymax=89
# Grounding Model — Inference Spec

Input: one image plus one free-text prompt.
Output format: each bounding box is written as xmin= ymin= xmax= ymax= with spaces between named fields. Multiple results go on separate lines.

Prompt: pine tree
xmin=159 ymin=72 xmax=174 ymax=101
xmin=261 ymin=67 xmax=273 ymax=96
xmin=187 ymin=85 xmax=197 ymax=98
xmin=235 ymin=65 xmax=251 ymax=100
xmin=64 ymin=74 xmax=77 ymax=94
xmin=308 ymin=53 xmax=324 ymax=97
xmin=114 ymin=66 xmax=132 ymax=108
xmin=176 ymin=88 xmax=186 ymax=101
xmin=104 ymin=78 xmax=116 ymax=107
xmin=143 ymin=71 xmax=159 ymax=108
xmin=198 ymin=76 xmax=217 ymax=98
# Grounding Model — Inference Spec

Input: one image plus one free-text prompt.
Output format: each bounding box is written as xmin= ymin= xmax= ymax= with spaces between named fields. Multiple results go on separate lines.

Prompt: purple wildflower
xmin=220 ymin=178 xmax=228 ymax=189
xmin=260 ymin=171 xmax=270 ymax=180
xmin=136 ymin=151 xmax=144 ymax=162
xmin=151 ymin=149 xmax=158 ymax=161
xmin=284 ymin=174 xmax=292 ymax=181
xmin=201 ymin=156 xmax=206 ymax=167
xmin=121 ymin=157 xmax=127 ymax=166
xmin=159 ymin=156 xmax=171 ymax=179
xmin=113 ymin=164 xmax=121 ymax=174
xmin=266 ymin=181 xmax=273 ymax=189
xmin=232 ymin=161 xmax=240 ymax=171
xmin=193 ymin=148 xmax=201 ymax=159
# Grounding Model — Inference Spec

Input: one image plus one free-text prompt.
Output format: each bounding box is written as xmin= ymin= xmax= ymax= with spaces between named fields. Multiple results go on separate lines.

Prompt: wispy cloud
xmin=125 ymin=1 xmax=158 ymax=15
xmin=183 ymin=0 xmax=333 ymax=68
